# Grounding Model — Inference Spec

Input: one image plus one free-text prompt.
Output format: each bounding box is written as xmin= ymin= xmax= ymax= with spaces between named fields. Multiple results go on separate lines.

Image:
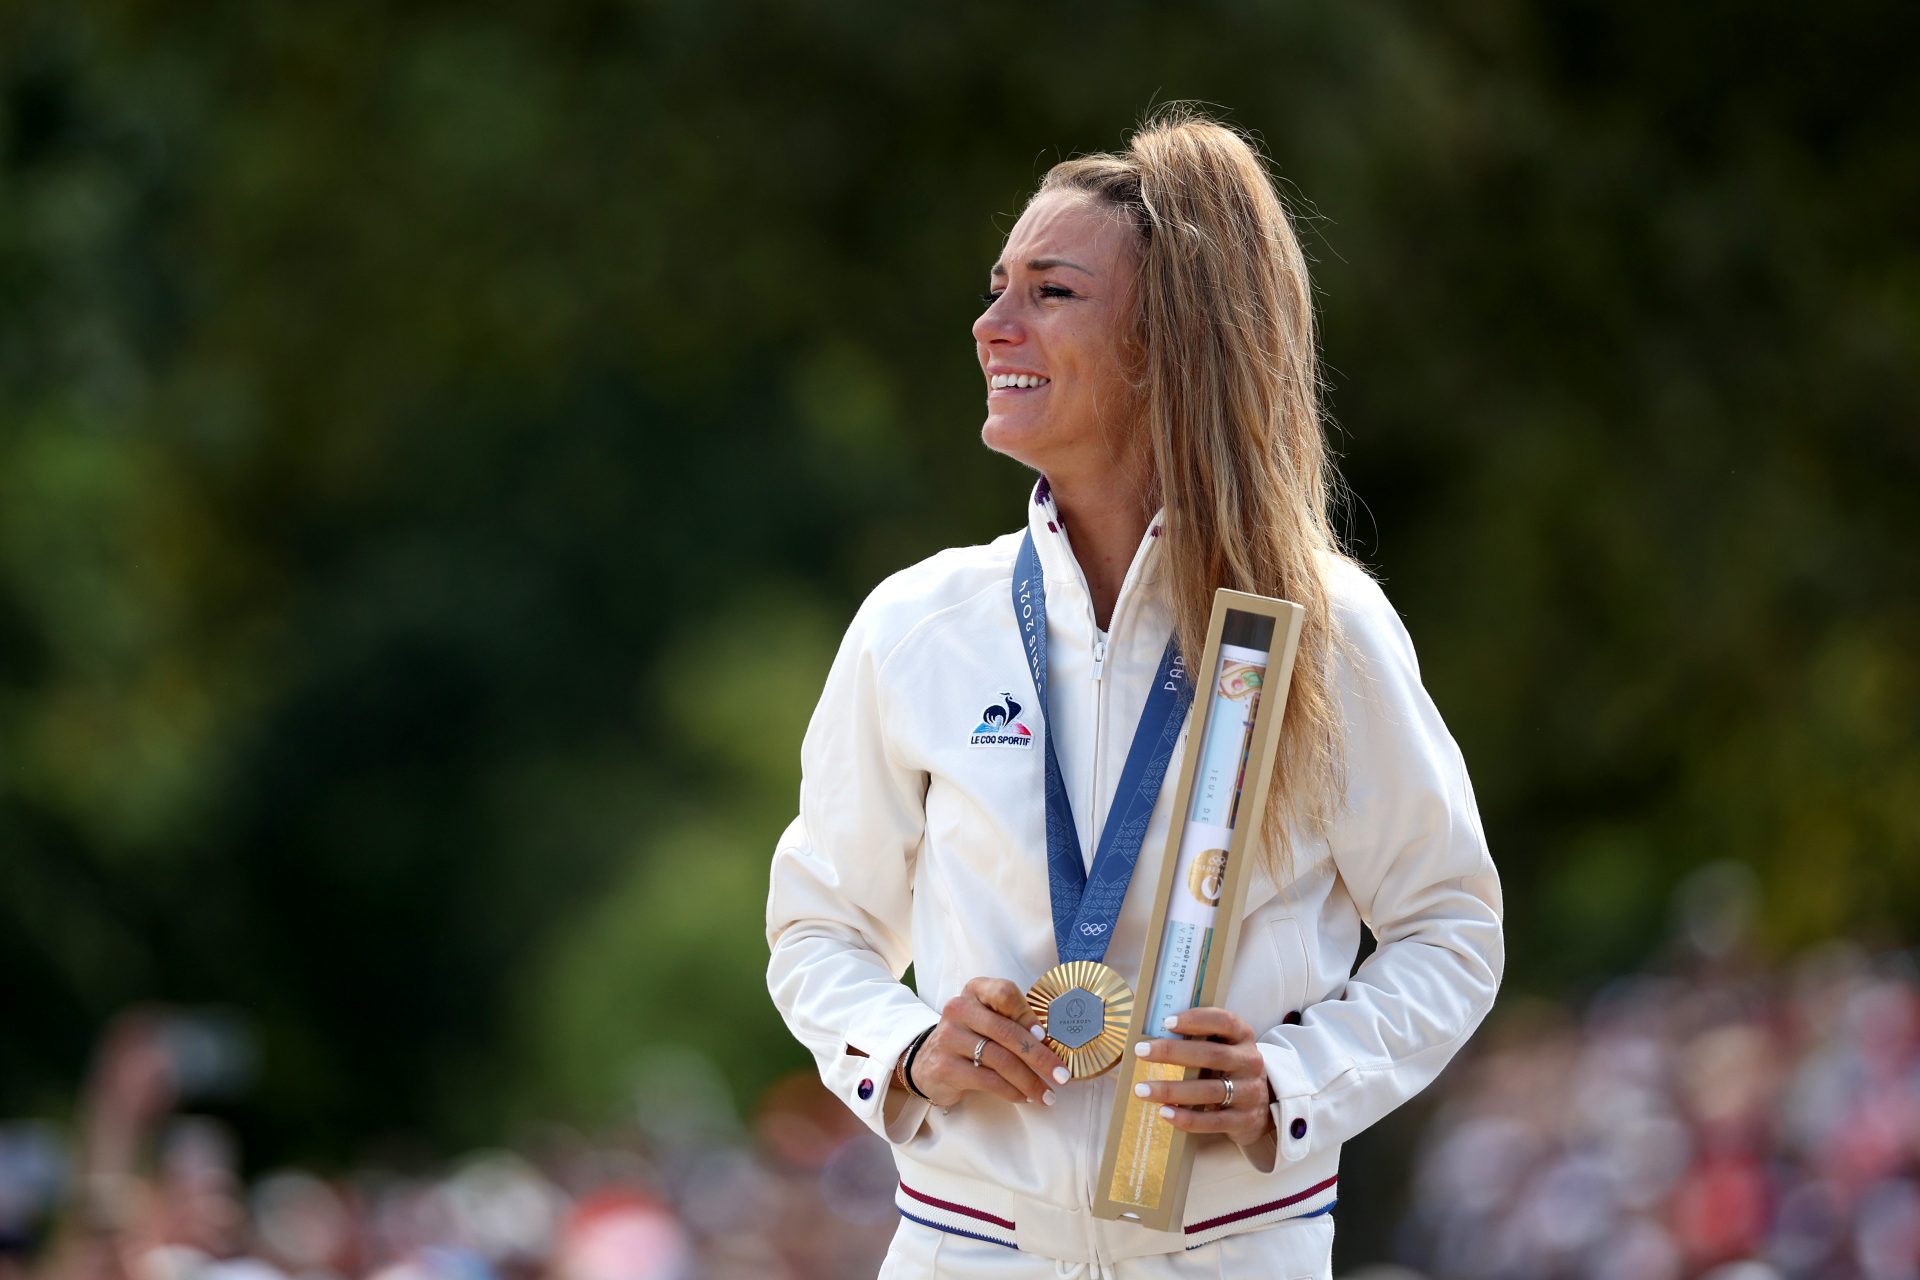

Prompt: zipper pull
xmin=1091 ymin=635 xmax=1108 ymax=682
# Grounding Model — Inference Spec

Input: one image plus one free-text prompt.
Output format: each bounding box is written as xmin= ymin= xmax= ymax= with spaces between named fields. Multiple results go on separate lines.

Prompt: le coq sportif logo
xmin=970 ymin=691 xmax=1034 ymax=749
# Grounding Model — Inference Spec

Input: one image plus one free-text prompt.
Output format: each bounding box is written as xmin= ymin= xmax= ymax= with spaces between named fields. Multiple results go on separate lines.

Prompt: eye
xmin=1038 ymin=284 xmax=1076 ymax=299
xmin=979 ymin=289 xmax=1003 ymax=307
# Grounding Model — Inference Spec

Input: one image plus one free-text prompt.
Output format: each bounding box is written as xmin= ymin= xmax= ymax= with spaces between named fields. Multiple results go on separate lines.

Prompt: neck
xmin=1048 ymin=470 xmax=1154 ymax=631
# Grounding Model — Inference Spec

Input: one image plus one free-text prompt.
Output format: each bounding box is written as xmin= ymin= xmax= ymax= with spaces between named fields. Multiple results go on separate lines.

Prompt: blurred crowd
xmin=1401 ymin=940 xmax=1920 ymax=1280
xmin=6 ymin=939 xmax=1915 ymax=1280
xmin=0 ymin=1018 xmax=899 ymax=1280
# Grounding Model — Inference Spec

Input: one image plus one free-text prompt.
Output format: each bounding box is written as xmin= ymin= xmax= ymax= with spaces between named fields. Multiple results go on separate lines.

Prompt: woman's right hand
xmin=908 ymin=977 xmax=1073 ymax=1108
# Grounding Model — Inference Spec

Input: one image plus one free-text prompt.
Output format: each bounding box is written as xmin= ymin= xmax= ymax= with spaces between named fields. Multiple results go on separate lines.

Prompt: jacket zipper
xmin=1087 ymin=564 xmax=1150 ymax=842
xmin=1070 ymin=526 xmax=1159 ymax=1231
xmin=1080 ymin=576 xmax=1147 ymax=1235
xmin=1083 ymin=628 xmax=1109 ymax=1239
xmin=1085 ymin=630 xmax=1107 ymax=885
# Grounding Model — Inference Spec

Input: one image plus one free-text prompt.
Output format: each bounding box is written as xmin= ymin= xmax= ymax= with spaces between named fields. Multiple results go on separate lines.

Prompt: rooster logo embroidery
xmin=970 ymin=692 xmax=1034 ymax=748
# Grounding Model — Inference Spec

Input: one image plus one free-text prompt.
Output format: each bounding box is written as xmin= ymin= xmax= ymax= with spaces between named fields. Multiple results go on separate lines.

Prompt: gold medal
xmin=1026 ymin=960 xmax=1134 ymax=1079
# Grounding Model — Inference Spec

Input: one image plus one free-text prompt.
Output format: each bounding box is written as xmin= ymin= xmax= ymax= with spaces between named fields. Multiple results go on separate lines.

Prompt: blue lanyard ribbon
xmin=1013 ymin=530 xmax=1192 ymax=965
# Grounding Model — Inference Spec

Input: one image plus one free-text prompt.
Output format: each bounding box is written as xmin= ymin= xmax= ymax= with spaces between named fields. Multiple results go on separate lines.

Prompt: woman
xmin=766 ymin=108 xmax=1503 ymax=1278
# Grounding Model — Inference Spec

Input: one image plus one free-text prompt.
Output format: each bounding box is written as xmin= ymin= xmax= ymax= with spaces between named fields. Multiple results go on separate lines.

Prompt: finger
xmin=1155 ymin=1104 xmax=1264 ymax=1139
xmin=969 ymin=979 xmax=1073 ymax=1081
xmin=1132 ymin=1036 xmax=1244 ymax=1074
xmin=1160 ymin=1007 xmax=1254 ymax=1043
xmin=916 ymin=1025 xmax=1015 ymax=1104
xmin=950 ymin=1011 xmax=1051 ymax=1101
xmin=963 ymin=976 xmax=1031 ymax=1024
xmin=925 ymin=1020 xmax=1051 ymax=1105
xmin=949 ymin=992 xmax=1069 ymax=1088
xmin=1130 ymin=1075 xmax=1269 ymax=1111
xmin=960 ymin=1062 xmax=1028 ymax=1105
xmin=972 ymin=1038 xmax=1057 ymax=1105
xmin=920 ymin=1036 xmax=1027 ymax=1106
xmin=943 ymin=991 xmax=1040 ymax=1054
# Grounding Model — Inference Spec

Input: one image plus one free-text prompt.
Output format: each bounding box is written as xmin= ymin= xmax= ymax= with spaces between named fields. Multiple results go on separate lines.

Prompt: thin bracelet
xmin=892 ymin=1044 xmax=913 ymax=1094
xmin=894 ymin=1031 xmax=920 ymax=1096
xmin=892 ymin=1032 xmax=914 ymax=1092
xmin=899 ymin=1026 xmax=935 ymax=1099
xmin=900 ymin=1027 xmax=933 ymax=1098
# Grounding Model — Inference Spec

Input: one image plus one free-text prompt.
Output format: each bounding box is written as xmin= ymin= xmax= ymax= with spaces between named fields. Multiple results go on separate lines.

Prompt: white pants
xmin=875 ymin=1213 xmax=1335 ymax=1279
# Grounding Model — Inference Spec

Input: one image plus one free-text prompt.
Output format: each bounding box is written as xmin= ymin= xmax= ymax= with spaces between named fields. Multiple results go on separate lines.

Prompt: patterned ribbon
xmin=1012 ymin=531 xmax=1192 ymax=965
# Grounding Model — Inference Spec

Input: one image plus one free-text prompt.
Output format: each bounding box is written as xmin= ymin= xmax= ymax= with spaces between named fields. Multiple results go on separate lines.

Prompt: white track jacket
xmin=766 ymin=484 xmax=1504 ymax=1264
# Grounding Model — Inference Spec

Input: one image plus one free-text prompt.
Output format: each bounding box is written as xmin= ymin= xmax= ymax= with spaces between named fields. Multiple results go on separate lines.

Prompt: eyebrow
xmin=989 ymin=257 xmax=1096 ymax=279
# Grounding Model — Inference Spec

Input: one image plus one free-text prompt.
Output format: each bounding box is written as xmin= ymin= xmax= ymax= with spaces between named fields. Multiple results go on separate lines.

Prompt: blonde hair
xmin=1038 ymin=105 xmax=1350 ymax=867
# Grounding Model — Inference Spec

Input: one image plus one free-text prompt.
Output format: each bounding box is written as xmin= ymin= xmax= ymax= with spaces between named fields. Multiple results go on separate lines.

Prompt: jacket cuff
xmin=1253 ymin=1039 xmax=1320 ymax=1168
xmin=826 ymin=1010 xmax=941 ymax=1145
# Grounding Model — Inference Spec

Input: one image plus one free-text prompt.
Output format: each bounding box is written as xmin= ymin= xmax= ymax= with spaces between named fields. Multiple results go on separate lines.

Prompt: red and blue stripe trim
xmin=1183 ymin=1174 xmax=1338 ymax=1247
xmin=896 ymin=1180 xmax=1018 ymax=1249
xmin=898 ymin=1208 xmax=1019 ymax=1249
xmin=894 ymin=1174 xmax=1337 ymax=1254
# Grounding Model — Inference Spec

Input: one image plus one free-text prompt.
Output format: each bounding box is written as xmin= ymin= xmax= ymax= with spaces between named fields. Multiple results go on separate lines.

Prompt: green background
xmin=3 ymin=0 xmax=1914 ymax=1251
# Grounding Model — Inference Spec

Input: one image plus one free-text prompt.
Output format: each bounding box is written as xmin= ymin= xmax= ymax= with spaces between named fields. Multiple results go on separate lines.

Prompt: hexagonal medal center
xmin=1047 ymin=987 xmax=1106 ymax=1049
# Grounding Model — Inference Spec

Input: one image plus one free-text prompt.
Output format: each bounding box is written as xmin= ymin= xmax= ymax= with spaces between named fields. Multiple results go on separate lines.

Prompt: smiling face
xmin=973 ymin=190 xmax=1145 ymax=488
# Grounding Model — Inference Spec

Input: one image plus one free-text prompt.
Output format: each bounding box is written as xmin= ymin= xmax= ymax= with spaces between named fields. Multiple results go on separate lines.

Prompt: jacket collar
xmin=1020 ymin=478 xmax=1302 ymax=910
xmin=1023 ymin=477 xmax=1167 ymax=622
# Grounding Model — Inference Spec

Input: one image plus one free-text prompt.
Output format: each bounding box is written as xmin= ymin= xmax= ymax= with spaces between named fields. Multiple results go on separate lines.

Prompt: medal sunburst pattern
xmin=1026 ymin=960 xmax=1134 ymax=1079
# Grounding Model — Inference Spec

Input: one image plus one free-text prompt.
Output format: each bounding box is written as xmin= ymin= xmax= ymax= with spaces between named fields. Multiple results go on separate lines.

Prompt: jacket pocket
xmin=1268 ymin=916 xmax=1310 ymax=1024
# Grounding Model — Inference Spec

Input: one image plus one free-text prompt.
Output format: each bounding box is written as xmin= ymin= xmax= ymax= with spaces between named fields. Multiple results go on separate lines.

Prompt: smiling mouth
xmin=989 ymin=373 xmax=1051 ymax=390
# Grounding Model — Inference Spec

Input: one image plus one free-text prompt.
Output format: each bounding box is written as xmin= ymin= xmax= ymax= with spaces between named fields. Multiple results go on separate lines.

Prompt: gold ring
xmin=971 ymin=1037 xmax=987 ymax=1069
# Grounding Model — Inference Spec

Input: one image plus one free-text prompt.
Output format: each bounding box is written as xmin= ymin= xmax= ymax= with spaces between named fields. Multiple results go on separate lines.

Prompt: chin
xmin=980 ymin=413 xmax=1055 ymax=473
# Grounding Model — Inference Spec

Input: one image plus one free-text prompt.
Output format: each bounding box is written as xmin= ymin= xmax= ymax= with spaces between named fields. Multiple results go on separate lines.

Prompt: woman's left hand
xmin=1130 ymin=1007 xmax=1275 ymax=1150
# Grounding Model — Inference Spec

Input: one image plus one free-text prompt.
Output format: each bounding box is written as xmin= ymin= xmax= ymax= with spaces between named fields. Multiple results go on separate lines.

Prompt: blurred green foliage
xmin=2 ymin=0 xmax=1914 ymax=1171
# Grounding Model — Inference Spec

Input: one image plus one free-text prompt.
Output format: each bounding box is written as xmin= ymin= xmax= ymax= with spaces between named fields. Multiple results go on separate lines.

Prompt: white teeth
xmin=991 ymin=373 xmax=1050 ymax=389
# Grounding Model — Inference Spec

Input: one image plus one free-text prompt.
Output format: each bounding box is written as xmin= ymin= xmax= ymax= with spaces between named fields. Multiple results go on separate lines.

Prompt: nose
xmin=972 ymin=291 xmax=1021 ymax=348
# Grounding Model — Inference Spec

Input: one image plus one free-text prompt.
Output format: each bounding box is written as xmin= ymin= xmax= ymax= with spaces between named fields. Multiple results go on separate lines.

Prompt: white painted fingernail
xmin=1042 ymin=1090 xmax=1057 ymax=1106
xmin=1133 ymin=1083 xmax=1150 ymax=1098
xmin=1158 ymin=1106 xmax=1175 ymax=1119
xmin=1053 ymin=1066 xmax=1071 ymax=1085
xmin=1029 ymin=1024 xmax=1046 ymax=1040
xmin=1162 ymin=1015 xmax=1179 ymax=1031
xmin=1135 ymin=1041 xmax=1153 ymax=1058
